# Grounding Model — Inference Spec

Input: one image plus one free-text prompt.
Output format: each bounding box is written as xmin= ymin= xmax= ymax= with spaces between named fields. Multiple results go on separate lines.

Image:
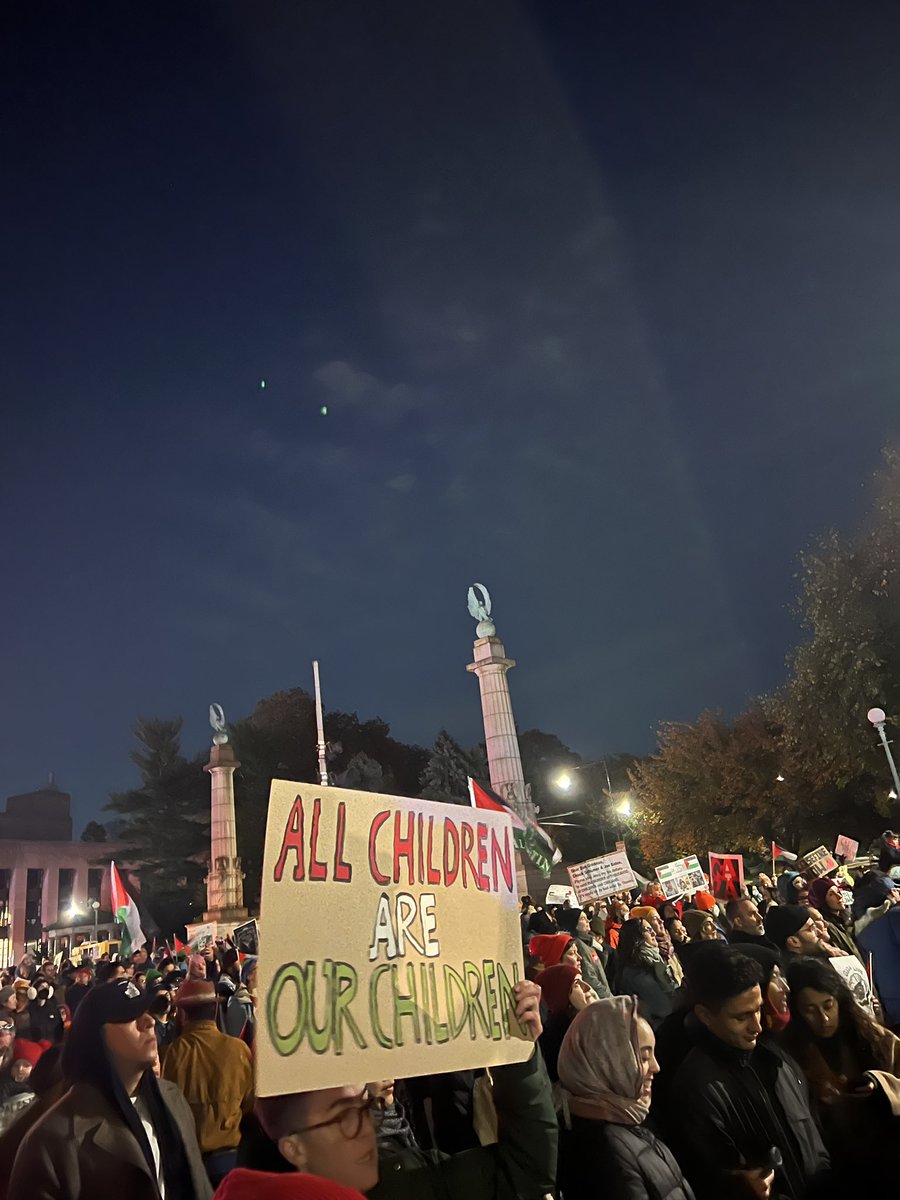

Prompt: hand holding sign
xmin=513 ymin=979 xmax=543 ymax=1042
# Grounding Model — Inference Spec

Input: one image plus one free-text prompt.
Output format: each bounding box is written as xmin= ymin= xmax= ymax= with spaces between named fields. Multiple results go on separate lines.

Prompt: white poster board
xmin=567 ymin=851 xmax=636 ymax=903
xmin=545 ymin=884 xmax=578 ymax=907
xmin=830 ymin=954 xmax=874 ymax=1014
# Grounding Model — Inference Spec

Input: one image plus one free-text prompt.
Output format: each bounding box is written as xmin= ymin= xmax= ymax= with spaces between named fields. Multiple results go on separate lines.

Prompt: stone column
xmin=203 ymin=739 xmax=247 ymax=924
xmin=466 ymin=587 xmax=537 ymax=897
xmin=9 ymin=866 xmax=27 ymax=962
xmin=41 ymin=866 xmax=58 ymax=937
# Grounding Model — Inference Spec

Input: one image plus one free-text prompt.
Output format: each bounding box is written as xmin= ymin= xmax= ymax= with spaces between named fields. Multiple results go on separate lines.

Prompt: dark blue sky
xmin=3 ymin=1 xmax=900 ymax=834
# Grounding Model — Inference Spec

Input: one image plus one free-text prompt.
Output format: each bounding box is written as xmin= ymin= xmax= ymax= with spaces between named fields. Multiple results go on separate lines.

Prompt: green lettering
xmin=266 ymin=962 xmax=306 ymax=1057
xmin=496 ymin=961 xmax=525 ymax=1037
xmin=482 ymin=960 xmax=502 ymax=1040
xmin=428 ymin=962 xmax=449 ymax=1043
xmin=306 ymin=961 xmax=334 ymax=1054
xmin=463 ymin=961 xmax=491 ymax=1039
xmin=443 ymin=964 xmax=470 ymax=1041
xmin=391 ymin=962 xmax=421 ymax=1047
xmin=369 ymin=964 xmax=393 ymax=1048
xmin=332 ymin=961 xmax=366 ymax=1053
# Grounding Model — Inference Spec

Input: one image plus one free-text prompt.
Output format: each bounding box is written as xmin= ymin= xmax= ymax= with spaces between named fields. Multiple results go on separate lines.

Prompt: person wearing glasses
xmin=254 ymin=977 xmax=557 ymax=1200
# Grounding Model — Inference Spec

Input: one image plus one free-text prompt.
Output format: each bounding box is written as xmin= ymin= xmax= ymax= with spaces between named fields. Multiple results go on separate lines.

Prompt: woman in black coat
xmin=556 ymin=994 xmax=694 ymax=1200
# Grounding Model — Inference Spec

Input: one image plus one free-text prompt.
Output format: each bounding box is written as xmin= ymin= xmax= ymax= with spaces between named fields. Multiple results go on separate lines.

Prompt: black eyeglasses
xmin=294 ymin=1095 xmax=385 ymax=1140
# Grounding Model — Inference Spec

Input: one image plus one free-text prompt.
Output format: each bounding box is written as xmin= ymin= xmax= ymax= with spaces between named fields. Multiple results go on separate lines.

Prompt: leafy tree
xmin=80 ymin=820 xmax=107 ymax=842
xmin=333 ymin=751 xmax=384 ymax=792
xmin=105 ymin=718 xmax=208 ymax=934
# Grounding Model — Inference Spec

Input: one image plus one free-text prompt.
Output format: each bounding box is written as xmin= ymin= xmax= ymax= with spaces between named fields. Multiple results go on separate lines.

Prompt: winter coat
xmin=367 ymin=1048 xmax=557 ymax=1200
xmin=856 ymin=903 xmax=900 ymax=1026
xmin=559 ymin=1116 xmax=695 ymax=1200
xmin=160 ymin=1019 xmax=253 ymax=1154
xmin=8 ymin=1079 xmax=212 ymax=1200
xmin=661 ymin=1026 xmax=829 ymax=1200
xmin=222 ymin=984 xmax=255 ymax=1043
xmin=572 ymin=936 xmax=612 ymax=1000
xmin=617 ymin=961 xmax=676 ymax=1030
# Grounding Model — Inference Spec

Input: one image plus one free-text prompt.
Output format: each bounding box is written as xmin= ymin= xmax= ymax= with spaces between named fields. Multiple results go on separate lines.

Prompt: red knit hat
xmin=214 ymin=1169 xmax=366 ymax=1199
xmin=535 ymin=962 xmax=580 ymax=1015
xmin=12 ymin=1038 xmax=48 ymax=1067
xmin=692 ymin=891 xmax=717 ymax=912
xmin=529 ymin=933 xmax=574 ymax=967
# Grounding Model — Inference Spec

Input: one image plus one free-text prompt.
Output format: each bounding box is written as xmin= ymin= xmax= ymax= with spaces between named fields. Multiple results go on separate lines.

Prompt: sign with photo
xmin=655 ymin=855 xmax=706 ymax=900
xmin=545 ymin=884 xmax=578 ymax=907
xmin=232 ymin=919 xmax=259 ymax=957
xmin=708 ymin=853 xmax=745 ymax=902
xmin=189 ymin=922 xmax=216 ymax=952
xmin=256 ymin=782 xmax=531 ymax=1097
xmin=567 ymin=850 xmax=637 ymax=903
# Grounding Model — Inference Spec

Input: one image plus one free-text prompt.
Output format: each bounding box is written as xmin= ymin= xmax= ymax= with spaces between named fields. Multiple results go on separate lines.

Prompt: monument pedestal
xmin=203 ymin=731 xmax=247 ymax=925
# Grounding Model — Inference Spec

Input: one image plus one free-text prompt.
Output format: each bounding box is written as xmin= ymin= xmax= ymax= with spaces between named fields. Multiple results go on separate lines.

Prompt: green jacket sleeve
xmin=490 ymin=1046 xmax=559 ymax=1200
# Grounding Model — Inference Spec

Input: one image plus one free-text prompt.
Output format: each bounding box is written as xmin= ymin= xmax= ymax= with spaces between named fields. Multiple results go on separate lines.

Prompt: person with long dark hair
xmin=8 ymin=977 xmax=211 ymax=1199
xmin=616 ymin=919 xmax=677 ymax=1030
xmin=806 ymin=878 xmax=861 ymax=961
xmin=784 ymin=957 xmax=900 ymax=1184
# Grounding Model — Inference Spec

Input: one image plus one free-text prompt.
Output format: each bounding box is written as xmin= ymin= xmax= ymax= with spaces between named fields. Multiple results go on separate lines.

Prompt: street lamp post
xmin=90 ymin=900 xmax=100 ymax=945
xmin=867 ymin=708 xmax=900 ymax=799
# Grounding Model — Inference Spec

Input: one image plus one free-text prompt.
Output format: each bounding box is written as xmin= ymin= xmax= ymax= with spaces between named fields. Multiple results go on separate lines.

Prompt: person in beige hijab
xmin=556 ymin=995 xmax=694 ymax=1200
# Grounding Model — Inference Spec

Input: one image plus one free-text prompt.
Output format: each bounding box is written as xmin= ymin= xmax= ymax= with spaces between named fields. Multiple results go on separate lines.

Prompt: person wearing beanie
xmin=555 ymin=907 xmax=612 ymax=999
xmin=161 ymin=978 xmax=253 ymax=1186
xmin=535 ymin=961 xmax=596 ymax=1081
xmin=254 ymin=979 xmax=557 ymax=1200
xmin=806 ymin=878 xmax=861 ymax=961
xmin=630 ymin=906 xmax=683 ymax=987
xmin=529 ymin=932 xmax=578 ymax=970
xmin=0 ymin=1038 xmax=47 ymax=1137
xmin=213 ymin=1168 xmax=366 ymax=1200
xmin=8 ymin=977 xmax=211 ymax=1200
xmin=681 ymin=910 xmax=719 ymax=943
xmin=764 ymin=905 xmax=827 ymax=959
xmin=658 ymin=949 xmax=829 ymax=1200
xmin=65 ymin=965 xmax=94 ymax=1018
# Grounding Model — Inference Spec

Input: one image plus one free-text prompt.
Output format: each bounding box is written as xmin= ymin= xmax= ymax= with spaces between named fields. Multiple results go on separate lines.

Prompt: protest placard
xmin=190 ymin=922 xmax=216 ymax=952
xmin=232 ymin=919 xmax=259 ymax=956
xmin=708 ymin=852 xmax=745 ymax=902
xmin=567 ymin=850 xmax=636 ymax=903
xmin=655 ymin=855 xmax=706 ymax=899
xmin=834 ymin=834 xmax=859 ymax=861
xmin=545 ymin=884 xmax=578 ymax=907
xmin=256 ymin=781 xmax=530 ymax=1097
xmin=830 ymin=954 xmax=874 ymax=1013
xmin=800 ymin=845 xmax=838 ymax=878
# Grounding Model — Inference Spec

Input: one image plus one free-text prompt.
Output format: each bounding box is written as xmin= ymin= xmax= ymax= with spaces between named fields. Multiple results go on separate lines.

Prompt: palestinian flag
xmin=468 ymin=777 xmax=562 ymax=878
xmin=110 ymin=861 xmax=146 ymax=957
xmin=772 ymin=842 xmax=798 ymax=863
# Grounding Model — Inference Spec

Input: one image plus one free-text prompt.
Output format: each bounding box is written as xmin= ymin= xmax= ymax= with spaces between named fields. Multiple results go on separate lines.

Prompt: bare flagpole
xmin=312 ymin=660 xmax=330 ymax=786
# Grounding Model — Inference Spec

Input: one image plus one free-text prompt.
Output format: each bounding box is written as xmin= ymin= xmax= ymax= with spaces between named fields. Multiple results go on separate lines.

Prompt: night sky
xmin=4 ymin=1 xmax=900 ymax=835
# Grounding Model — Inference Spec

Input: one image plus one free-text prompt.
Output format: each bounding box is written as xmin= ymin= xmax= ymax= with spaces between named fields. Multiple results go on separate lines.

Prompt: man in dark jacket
xmin=66 ymin=965 xmax=94 ymax=1018
xmin=726 ymin=898 xmax=777 ymax=949
xmin=556 ymin=907 xmax=612 ymax=998
xmin=661 ymin=949 xmax=828 ymax=1200
xmin=9 ymin=977 xmax=212 ymax=1200
xmin=254 ymin=979 xmax=557 ymax=1200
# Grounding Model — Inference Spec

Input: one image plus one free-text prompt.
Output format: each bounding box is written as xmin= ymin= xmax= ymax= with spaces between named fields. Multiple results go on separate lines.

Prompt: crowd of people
xmin=0 ymin=840 xmax=899 ymax=1200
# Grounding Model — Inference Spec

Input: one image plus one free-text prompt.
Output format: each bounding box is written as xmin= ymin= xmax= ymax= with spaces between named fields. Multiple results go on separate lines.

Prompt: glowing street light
xmin=554 ymin=771 xmax=574 ymax=792
xmin=616 ymin=796 xmax=632 ymax=817
xmin=775 ymin=774 xmax=785 ymax=783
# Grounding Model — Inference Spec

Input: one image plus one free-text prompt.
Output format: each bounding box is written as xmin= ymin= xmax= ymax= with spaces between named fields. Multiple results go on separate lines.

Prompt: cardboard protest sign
xmin=655 ymin=855 xmax=706 ymax=900
xmin=800 ymin=846 xmax=838 ymax=879
xmin=708 ymin=853 xmax=745 ymax=902
xmin=834 ymin=835 xmax=859 ymax=861
xmin=545 ymin=884 xmax=578 ymax=907
xmin=190 ymin=922 xmax=216 ymax=952
xmin=232 ymin=919 xmax=259 ymax=957
xmin=256 ymin=781 xmax=530 ymax=1097
xmin=567 ymin=850 xmax=636 ymax=903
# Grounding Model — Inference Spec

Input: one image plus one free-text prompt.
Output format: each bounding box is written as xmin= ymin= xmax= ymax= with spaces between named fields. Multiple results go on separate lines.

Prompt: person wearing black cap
xmin=555 ymin=907 xmax=611 ymax=999
xmin=764 ymin=905 xmax=828 ymax=961
xmin=8 ymin=977 xmax=212 ymax=1200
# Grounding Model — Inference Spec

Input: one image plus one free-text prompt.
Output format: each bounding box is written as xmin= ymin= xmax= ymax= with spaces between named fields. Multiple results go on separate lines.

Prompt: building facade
xmin=0 ymin=786 xmax=114 ymax=966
